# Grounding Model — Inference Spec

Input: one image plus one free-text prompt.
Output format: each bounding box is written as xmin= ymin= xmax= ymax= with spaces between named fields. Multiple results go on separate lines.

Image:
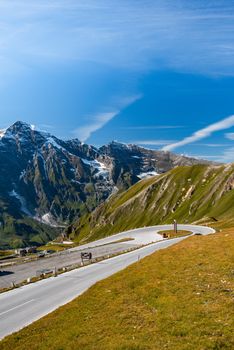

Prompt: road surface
xmin=0 ymin=224 xmax=215 ymax=340
xmin=0 ymin=242 xmax=139 ymax=289
xmin=0 ymin=226 xmax=165 ymax=289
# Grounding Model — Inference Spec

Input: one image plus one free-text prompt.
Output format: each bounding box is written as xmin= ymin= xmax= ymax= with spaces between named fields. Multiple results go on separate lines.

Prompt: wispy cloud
xmin=74 ymin=94 xmax=142 ymax=141
xmin=225 ymin=133 xmax=234 ymax=140
xmin=218 ymin=147 xmax=234 ymax=163
xmin=179 ymin=147 xmax=234 ymax=163
xmin=195 ymin=143 xmax=231 ymax=147
xmin=124 ymin=125 xmax=184 ymax=130
xmin=162 ymin=115 xmax=234 ymax=152
xmin=1 ymin=1 xmax=234 ymax=75
xmin=73 ymin=112 xmax=117 ymax=142
xmin=131 ymin=140 xmax=176 ymax=146
xmin=204 ymin=147 xmax=234 ymax=163
xmin=191 ymin=155 xmax=220 ymax=159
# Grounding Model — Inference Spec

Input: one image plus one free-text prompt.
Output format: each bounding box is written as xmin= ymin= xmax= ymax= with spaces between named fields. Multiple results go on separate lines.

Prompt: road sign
xmin=81 ymin=252 xmax=92 ymax=262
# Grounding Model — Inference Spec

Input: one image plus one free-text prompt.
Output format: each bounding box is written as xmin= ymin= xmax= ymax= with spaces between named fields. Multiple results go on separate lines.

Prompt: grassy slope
xmin=72 ymin=164 xmax=234 ymax=244
xmin=1 ymin=229 xmax=233 ymax=350
xmin=0 ymin=213 xmax=60 ymax=249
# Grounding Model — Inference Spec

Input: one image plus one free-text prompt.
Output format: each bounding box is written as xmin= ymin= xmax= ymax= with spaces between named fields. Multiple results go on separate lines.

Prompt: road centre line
xmin=0 ymin=299 xmax=35 ymax=317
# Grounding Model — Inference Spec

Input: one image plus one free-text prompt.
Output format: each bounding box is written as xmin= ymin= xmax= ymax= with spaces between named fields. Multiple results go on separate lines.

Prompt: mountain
xmin=99 ymin=141 xmax=211 ymax=188
xmin=0 ymin=122 xmax=113 ymax=248
xmin=0 ymin=121 xmax=213 ymax=248
xmin=71 ymin=163 xmax=234 ymax=244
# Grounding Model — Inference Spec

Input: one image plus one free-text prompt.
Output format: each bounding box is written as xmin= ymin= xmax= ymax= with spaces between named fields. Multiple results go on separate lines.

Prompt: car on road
xmin=37 ymin=252 xmax=45 ymax=258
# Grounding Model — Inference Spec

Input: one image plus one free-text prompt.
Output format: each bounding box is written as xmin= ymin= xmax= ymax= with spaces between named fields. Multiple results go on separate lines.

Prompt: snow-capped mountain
xmin=0 ymin=121 xmax=212 ymax=248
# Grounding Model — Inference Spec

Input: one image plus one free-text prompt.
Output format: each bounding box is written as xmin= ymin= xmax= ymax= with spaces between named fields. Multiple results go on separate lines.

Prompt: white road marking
xmin=0 ymin=299 xmax=35 ymax=317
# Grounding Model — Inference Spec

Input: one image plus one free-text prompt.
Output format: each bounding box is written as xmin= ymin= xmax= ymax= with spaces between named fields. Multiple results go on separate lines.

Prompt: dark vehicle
xmin=37 ymin=252 xmax=45 ymax=258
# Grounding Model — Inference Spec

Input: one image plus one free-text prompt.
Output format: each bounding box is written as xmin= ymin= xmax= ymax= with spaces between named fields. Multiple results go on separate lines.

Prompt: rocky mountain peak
xmin=0 ymin=120 xmax=217 ymax=248
xmin=0 ymin=121 xmax=47 ymax=147
xmin=5 ymin=121 xmax=37 ymax=139
xmin=8 ymin=120 xmax=34 ymax=132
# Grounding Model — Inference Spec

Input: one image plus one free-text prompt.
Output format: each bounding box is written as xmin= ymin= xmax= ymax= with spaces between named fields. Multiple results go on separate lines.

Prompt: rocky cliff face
xmin=100 ymin=141 xmax=210 ymax=188
xmin=0 ymin=121 xmax=213 ymax=248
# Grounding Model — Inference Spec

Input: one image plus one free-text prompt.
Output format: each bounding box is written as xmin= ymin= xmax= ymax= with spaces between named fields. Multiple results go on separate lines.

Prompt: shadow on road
xmin=0 ymin=271 xmax=14 ymax=276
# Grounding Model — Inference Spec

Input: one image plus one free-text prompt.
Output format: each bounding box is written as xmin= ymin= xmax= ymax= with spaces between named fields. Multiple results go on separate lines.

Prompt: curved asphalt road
xmin=0 ymin=224 xmax=215 ymax=340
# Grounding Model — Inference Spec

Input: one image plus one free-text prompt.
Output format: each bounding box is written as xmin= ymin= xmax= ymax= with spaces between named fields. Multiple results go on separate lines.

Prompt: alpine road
xmin=0 ymin=224 xmax=215 ymax=340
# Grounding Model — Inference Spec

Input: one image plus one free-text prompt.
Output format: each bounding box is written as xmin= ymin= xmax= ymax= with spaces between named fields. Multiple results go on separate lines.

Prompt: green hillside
xmin=72 ymin=164 xmax=234 ymax=244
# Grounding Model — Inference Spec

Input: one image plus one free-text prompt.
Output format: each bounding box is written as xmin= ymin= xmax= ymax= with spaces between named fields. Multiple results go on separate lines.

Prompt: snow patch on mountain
xmin=41 ymin=213 xmax=57 ymax=227
xmin=71 ymin=179 xmax=81 ymax=184
xmin=34 ymin=212 xmax=64 ymax=228
xmin=81 ymin=158 xmax=97 ymax=166
xmin=45 ymin=137 xmax=74 ymax=156
xmin=45 ymin=137 xmax=67 ymax=151
xmin=81 ymin=158 xmax=110 ymax=178
xmin=9 ymin=190 xmax=32 ymax=216
xmin=137 ymin=171 xmax=159 ymax=179
xmin=0 ymin=129 xmax=6 ymax=139
xmin=95 ymin=161 xmax=110 ymax=178
xmin=19 ymin=170 xmax=26 ymax=180
xmin=0 ymin=130 xmax=15 ymax=141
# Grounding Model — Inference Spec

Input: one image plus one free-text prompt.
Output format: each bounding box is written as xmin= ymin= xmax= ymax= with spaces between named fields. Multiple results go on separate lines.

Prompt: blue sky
xmin=0 ymin=0 xmax=234 ymax=162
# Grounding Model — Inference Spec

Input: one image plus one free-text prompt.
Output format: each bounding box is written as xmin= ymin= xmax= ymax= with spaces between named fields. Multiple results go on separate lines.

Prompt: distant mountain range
xmin=71 ymin=163 xmax=234 ymax=245
xmin=0 ymin=121 xmax=212 ymax=248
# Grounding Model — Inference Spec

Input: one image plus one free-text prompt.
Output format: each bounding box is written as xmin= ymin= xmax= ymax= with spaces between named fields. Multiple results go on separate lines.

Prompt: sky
xmin=0 ymin=0 xmax=234 ymax=162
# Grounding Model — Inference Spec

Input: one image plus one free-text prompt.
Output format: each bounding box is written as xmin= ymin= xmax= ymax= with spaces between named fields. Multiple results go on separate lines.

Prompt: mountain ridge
xmin=0 ymin=121 xmax=216 ymax=248
xmin=71 ymin=163 xmax=234 ymax=244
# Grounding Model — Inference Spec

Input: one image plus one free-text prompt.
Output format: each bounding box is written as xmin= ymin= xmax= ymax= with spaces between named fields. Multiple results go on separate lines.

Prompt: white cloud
xmin=73 ymin=94 xmax=142 ymax=141
xmin=195 ymin=143 xmax=230 ymax=147
xmin=73 ymin=112 xmax=117 ymax=141
xmin=225 ymin=133 xmax=234 ymax=140
xmin=221 ymin=148 xmax=234 ymax=162
xmin=131 ymin=140 xmax=175 ymax=146
xmin=1 ymin=1 xmax=234 ymax=75
xmin=191 ymin=155 xmax=220 ymax=159
xmin=216 ymin=147 xmax=234 ymax=163
xmin=162 ymin=115 xmax=234 ymax=152
xmin=124 ymin=125 xmax=184 ymax=130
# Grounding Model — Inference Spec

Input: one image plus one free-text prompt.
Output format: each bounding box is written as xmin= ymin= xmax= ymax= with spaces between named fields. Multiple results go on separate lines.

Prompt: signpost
xmin=173 ymin=220 xmax=177 ymax=235
xmin=81 ymin=252 xmax=92 ymax=264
